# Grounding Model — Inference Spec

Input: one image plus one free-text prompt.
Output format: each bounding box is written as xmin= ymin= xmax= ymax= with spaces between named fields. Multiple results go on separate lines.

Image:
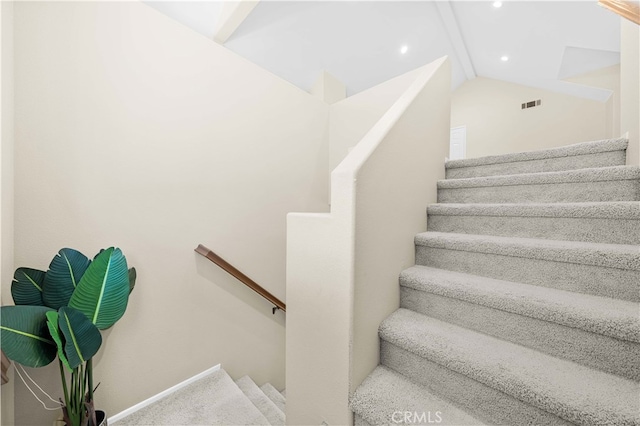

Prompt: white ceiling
xmin=143 ymin=1 xmax=621 ymax=100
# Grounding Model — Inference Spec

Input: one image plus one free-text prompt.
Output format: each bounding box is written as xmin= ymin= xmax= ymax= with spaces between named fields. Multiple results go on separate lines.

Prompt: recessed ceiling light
xmin=501 ymin=55 xmax=509 ymax=62
xmin=400 ymin=45 xmax=409 ymax=55
xmin=493 ymin=1 xmax=503 ymax=8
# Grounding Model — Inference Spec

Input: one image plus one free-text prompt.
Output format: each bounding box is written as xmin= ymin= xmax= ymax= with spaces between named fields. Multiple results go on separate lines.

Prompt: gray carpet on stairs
xmin=445 ymin=137 xmax=628 ymax=178
xmin=350 ymin=365 xmax=484 ymax=425
xmin=236 ymin=376 xmax=285 ymax=426
xmin=416 ymin=232 xmax=639 ymax=301
xmin=438 ymin=166 xmax=640 ymax=204
xmin=260 ymin=383 xmax=286 ymax=414
xmin=380 ymin=309 xmax=640 ymax=425
xmin=351 ymin=138 xmax=640 ymax=426
xmin=427 ymin=201 xmax=640 ymax=244
xmin=112 ymin=369 xmax=270 ymax=425
xmin=399 ymin=266 xmax=640 ymax=380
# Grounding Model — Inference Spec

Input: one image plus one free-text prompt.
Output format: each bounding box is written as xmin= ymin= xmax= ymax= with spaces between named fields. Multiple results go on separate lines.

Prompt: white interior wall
xmin=351 ymin=58 xmax=450 ymax=395
xmin=620 ymin=18 xmax=639 ymax=166
xmin=287 ymin=58 xmax=450 ymax=426
xmin=311 ymin=70 xmax=347 ymax=105
xmin=565 ymin=64 xmax=620 ymax=139
xmin=285 ymin=64 xmax=427 ymax=426
xmin=12 ymin=2 xmax=329 ymax=425
xmin=0 ymin=1 xmax=15 ymax=424
xmin=329 ymin=67 xmax=425 ymax=173
xmin=451 ymin=77 xmax=611 ymax=159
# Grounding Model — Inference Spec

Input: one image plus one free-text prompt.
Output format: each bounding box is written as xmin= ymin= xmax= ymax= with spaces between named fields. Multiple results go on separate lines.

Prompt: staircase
xmin=350 ymin=138 xmax=640 ymax=425
xmin=112 ymin=368 xmax=285 ymax=425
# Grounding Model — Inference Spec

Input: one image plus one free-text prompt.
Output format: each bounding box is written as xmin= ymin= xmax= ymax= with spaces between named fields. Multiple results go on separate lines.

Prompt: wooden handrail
xmin=599 ymin=0 xmax=640 ymax=25
xmin=195 ymin=244 xmax=286 ymax=313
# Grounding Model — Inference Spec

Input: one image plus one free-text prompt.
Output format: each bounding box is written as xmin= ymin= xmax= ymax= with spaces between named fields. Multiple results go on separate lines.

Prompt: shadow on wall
xmin=194 ymin=253 xmax=286 ymax=328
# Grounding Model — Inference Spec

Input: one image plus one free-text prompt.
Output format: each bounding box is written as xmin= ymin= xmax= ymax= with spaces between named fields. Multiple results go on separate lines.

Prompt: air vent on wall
xmin=521 ymin=99 xmax=542 ymax=110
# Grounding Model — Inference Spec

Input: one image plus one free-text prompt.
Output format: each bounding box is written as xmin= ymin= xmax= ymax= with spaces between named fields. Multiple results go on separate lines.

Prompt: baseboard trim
xmin=108 ymin=364 xmax=221 ymax=423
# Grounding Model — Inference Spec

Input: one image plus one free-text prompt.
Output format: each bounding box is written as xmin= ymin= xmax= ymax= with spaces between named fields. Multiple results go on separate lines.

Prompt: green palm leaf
xmin=69 ymin=247 xmax=130 ymax=330
xmin=57 ymin=307 xmax=102 ymax=369
xmin=45 ymin=311 xmax=71 ymax=371
xmin=43 ymin=248 xmax=91 ymax=309
xmin=0 ymin=306 xmax=56 ymax=367
xmin=128 ymin=267 xmax=137 ymax=294
xmin=11 ymin=268 xmax=45 ymax=306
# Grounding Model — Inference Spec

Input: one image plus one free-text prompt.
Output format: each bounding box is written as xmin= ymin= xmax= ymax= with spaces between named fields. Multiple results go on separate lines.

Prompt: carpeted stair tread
xmin=379 ymin=309 xmax=640 ymax=426
xmin=399 ymin=265 xmax=640 ymax=343
xmin=438 ymin=165 xmax=640 ymax=189
xmin=113 ymin=369 xmax=270 ymax=425
xmin=427 ymin=201 xmax=640 ymax=220
xmin=426 ymin=202 xmax=640 ymax=244
xmin=280 ymin=389 xmax=286 ymax=399
xmin=350 ymin=365 xmax=484 ymax=425
xmin=415 ymin=232 xmax=640 ymax=271
xmin=445 ymin=138 xmax=628 ymax=170
xmin=260 ymin=383 xmax=286 ymax=414
xmin=236 ymin=376 xmax=285 ymax=426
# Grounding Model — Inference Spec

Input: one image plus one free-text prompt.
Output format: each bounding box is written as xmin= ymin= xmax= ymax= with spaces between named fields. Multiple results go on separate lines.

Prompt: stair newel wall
xmin=286 ymin=57 xmax=451 ymax=425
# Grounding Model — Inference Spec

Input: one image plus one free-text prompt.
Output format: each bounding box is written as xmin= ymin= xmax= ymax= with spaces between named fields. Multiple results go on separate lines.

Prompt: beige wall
xmin=286 ymin=58 xmax=450 ymax=425
xmin=565 ymin=65 xmax=620 ymax=139
xmin=311 ymin=70 xmax=347 ymax=105
xmin=351 ymin=58 xmax=450 ymax=393
xmin=12 ymin=2 xmax=329 ymax=425
xmin=329 ymin=67 xmax=424 ymax=173
xmin=620 ymin=18 xmax=639 ymax=166
xmin=1 ymin=1 xmax=15 ymax=424
xmin=451 ymin=77 xmax=611 ymax=158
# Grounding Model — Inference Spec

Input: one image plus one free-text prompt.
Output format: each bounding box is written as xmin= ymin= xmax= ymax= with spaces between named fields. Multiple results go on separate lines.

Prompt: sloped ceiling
xmin=143 ymin=1 xmax=621 ymax=100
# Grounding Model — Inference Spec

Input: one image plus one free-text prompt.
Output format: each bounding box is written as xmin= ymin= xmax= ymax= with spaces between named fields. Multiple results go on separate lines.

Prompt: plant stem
xmin=87 ymin=358 xmax=93 ymax=403
xmin=58 ymin=359 xmax=69 ymax=409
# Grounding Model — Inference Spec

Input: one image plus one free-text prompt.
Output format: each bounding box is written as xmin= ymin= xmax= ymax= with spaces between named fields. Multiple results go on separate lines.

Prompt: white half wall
xmin=12 ymin=2 xmax=329 ymax=425
xmin=329 ymin=67 xmax=426 ymax=174
xmin=451 ymin=77 xmax=612 ymax=159
xmin=286 ymin=57 xmax=451 ymax=426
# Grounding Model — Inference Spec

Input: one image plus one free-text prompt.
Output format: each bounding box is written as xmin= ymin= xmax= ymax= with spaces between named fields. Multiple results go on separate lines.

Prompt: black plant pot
xmin=89 ymin=410 xmax=107 ymax=426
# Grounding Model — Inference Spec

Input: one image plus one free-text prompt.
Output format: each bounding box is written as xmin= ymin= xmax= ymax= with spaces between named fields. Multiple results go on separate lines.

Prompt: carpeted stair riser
xmin=437 ymin=166 xmax=640 ymax=204
xmin=379 ymin=310 xmax=640 ymax=426
xmin=438 ymin=179 xmax=639 ymax=204
xmin=350 ymin=366 xmax=484 ymax=426
xmin=260 ymin=383 xmax=286 ymax=414
xmin=113 ymin=369 xmax=271 ymax=426
xmin=427 ymin=203 xmax=640 ymax=245
xmin=400 ymin=287 xmax=640 ymax=380
xmin=446 ymin=150 xmax=628 ymax=179
xmin=400 ymin=266 xmax=640 ymax=342
xmin=415 ymin=233 xmax=640 ymax=302
xmin=445 ymin=138 xmax=629 ymax=179
xmin=417 ymin=246 xmax=638 ymax=301
xmin=380 ymin=342 xmax=572 ymax=426
xmin=236 ymin=376 xmax=285 ymax=426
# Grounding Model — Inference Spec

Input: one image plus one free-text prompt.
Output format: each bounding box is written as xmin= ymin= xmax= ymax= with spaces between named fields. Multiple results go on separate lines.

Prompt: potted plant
xmin=0 ymin=247 xmax=136 ymax=426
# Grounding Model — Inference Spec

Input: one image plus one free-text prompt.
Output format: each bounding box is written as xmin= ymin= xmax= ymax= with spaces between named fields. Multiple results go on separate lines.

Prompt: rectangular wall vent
xmin=521 ymin=99 xmax=542 ymax=110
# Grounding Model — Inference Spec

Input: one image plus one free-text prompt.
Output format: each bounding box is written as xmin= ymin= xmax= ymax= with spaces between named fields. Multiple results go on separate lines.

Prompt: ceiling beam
xmin=213 ymin=0 xmax=260 ymax=44
xmin=435 ymin=1 xmax=476 ymax=80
